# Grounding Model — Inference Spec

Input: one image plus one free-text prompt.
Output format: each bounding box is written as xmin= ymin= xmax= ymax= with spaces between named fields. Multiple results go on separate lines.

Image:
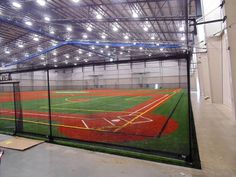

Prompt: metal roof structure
xmin=0 ymin=0 xmax=201 ymax=71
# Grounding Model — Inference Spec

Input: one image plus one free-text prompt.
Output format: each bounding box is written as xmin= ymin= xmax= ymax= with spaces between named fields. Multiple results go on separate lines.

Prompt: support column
xmin=206 ymin=37 xmax=223 ymax=104
xmin=224 ymin=0 xmax=236 ymax=120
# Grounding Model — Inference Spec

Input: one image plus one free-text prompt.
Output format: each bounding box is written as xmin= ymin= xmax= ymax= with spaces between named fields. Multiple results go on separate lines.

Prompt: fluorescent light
xmin=160 ymin=48 xmax=164 ymax=51
xmin=179 ymin=26 xmax=185 ymax=32
xmin=133 ymin=42 xmax=136 ymax=45
xmin=88 ymin=53 xmax=92 ymax=57
xmin=12 ymin=2 xmax=22 ymax=9
xmin=100 ymin=50 xmax=104 ymax=53
xmin=181 ymin=36 xmax=186 ymax=41
xmin=96 ymin=14 xmax=103 ymax=19
xmin=151 ymin=36 xmax=155 ymax=40
xmin=52 ymin=51 xmax=57 ymax=56
xmin=132 ymin=12 xmax=138 ymax=18
xmin=75 ymin=57 xmax=80 ymax=61
xmin=74 ymin=63 xmax=77 ymax=66
xmin=44 ymin=16 xmax=50 ymax=22
xmin=53 ymin=59 xmax=57 ymax=62
xmin=5 ymin=50 xmax=10 ymax=54
xmin=121 ymin=46 xmax=124 ymax=49
xmin=50 ymin=30 xmax=55 ymax=34
xmin=91 ymin=46 xmax=95 ymax=50
xmin=65 ymin=54 xmax=70 ymax=59
xmin=156 ymin=43 xmax=160 ymax=46
xmin=71 ymin=0 xmax=80 ymax=3
xmin=36 ymin=0 xmax=46 ymax=6
xmin=33 ymin=36 xmax=39 ymax=41
xmin=110 ymin=58 xmax=114 ymax=62
xmin=87 ymin=26 xmax=92 ymax=32
xmin=65 ymin=60 xmax=68 ymax=64
xmin=25 ymin=21 xmax=32 ymax=26
xmin=66 ymin=26 xmax=72 ymax=32
xmin=107 ymin=53 xmax=111 ymax=56
xmin=101 ymin=34 xmax=106 ymax=39
xmin=54 ymin=65 xmax=58 ymax=67
xmin=124 ymin=35 xmax=129 ymax=40
xmin=143 ymin=26 xmax=148 ymax=32
xmin=113 ymin=26 xmax=118 ymax=32
xmin=96 ymin=41 xmax=100 ymax=44
xmin=105 ymin=45 xmax=109 ymax=49
xmin=18 ymin=43 xmax=24 ymax=48
xmin=139 ymin=47 xmax=143 ymax=50
xmin=83 ymin=34 xmax=88 ymax=39
xmin=120 ymin=52 xmax=123 ymax=55
xmin=40 ymin=57 xmax=45 ymax=60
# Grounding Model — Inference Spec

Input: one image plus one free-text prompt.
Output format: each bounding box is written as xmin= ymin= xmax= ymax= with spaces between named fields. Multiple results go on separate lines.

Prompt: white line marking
xmin=128 ymin=94 xmax=168 ymax=116
xmin=81 ymin=120 xmax=89 ymax=128
xmin=103 ymin=118 xmax=115 ymax=126
xmin=118 ymin=117 xmax=129 ymax=122
xmin=111 ymin=119 xmax=120 ymax=122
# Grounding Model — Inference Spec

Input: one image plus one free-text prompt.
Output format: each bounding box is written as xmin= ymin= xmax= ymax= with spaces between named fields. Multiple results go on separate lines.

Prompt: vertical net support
xmin=12 ymin=82 xmax=23 ymax=134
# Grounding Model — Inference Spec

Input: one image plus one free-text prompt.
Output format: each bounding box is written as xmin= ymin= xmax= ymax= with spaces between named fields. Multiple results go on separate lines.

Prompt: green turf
xmin=0 ymin=89 xmax=192 ymax=166
xmin=0 ymin=116 xmax=60 ymax=136
xmin=122 ymin=90 xmax=189 ymax=155
xmin=0 ymin=95 xmax=151 ymax=114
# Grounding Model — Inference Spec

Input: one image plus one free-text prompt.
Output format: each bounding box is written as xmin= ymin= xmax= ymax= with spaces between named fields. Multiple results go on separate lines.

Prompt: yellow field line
xmin=0 ymin=117 xmax=121 ymax=132
xmin=113 ymin=92 xmax=176 ymax=132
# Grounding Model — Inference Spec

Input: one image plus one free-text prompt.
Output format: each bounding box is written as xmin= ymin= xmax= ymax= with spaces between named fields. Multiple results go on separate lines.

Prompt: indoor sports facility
xmin=0 ymin=0 xmax=236 ymax=177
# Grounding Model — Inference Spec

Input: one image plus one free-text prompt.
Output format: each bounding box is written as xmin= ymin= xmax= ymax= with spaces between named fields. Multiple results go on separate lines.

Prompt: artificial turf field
xmin=0 ymin=88 xmax=189 ymax=155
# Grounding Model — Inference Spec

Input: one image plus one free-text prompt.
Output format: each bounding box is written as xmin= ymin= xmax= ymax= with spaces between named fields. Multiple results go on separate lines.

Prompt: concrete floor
xmin=0 ymin=93 xmax=236 ymax=177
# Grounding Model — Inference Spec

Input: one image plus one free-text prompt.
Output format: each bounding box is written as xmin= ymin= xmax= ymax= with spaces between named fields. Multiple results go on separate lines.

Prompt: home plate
xmin=111 ymin=119 xmax=120 ymax=122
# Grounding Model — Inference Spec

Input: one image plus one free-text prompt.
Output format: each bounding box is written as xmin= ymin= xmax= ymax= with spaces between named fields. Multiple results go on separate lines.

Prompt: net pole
xmin=186 ymin=52 xmax=193 ymax=163
xmin=47 ymin=69 xmax=53 ymax=142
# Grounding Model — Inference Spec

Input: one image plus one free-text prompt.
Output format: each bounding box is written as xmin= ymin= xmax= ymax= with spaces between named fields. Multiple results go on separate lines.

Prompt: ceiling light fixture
xmin=143 ymin=26 xmax=148 ymax=32
xmin=33 ymin=35 xmax=39 ymax=41
xmin=101 ymin=34 xmax=106 ymax=39
xmin=44 ymin=16 xmax=50 ymax=22
xmin=83 ymin=34 xmax=88 ymax=39
xmin=124 ymin=35 xmax=129 ymax=40
xmin=66 ymin=26 xmax=72 ymax=32
xmin=179 ymin=26 xmax=185 ymax=32
xmin=25 ymin=21 xmax=32 ymax=26
xmin=96 ymin=14 xmax=103 ymax=19
xmin=132 ymin=12 xmax=139 ymax=18
xmin=12 ymin=2 xmax=22 ymax=9
xmin=87 ymin=26 xmax=92 ymax=32
xmin=36 ymin=0 xmax=46 ymax=6
xmin=112 ymin=26 xmax=118 ymax=32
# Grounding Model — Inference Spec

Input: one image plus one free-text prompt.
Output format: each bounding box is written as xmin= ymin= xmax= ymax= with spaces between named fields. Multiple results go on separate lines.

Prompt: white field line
xmin=81 ymin=120 xmax=89 ymax=128
xmin=103 ymin=118 xmax=115 ymax=126
xmin=128 ymin=94 xmax=168 ymax=116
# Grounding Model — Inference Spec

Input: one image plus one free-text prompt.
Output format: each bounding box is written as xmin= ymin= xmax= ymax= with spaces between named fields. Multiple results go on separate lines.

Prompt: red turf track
xmin=0 ymin=89 xmax=179 ymax=143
